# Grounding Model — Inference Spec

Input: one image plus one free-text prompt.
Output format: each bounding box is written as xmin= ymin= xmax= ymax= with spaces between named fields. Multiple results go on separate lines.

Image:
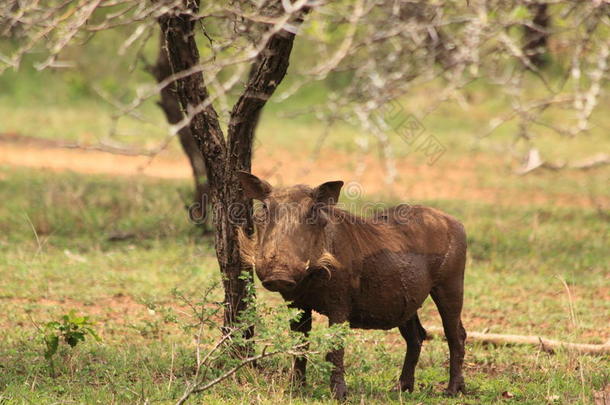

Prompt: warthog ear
xmin=313 ymin=180 xmax=344 ymax=206
xmin=237 ymin=171 xmax=272 ymax=200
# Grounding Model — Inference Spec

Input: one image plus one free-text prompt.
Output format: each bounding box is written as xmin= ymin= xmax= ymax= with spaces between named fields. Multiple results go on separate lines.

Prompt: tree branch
xmin=175 ymin=343 xmax=308 ymax=405
xmin=227 ymin=2 xmax=310 ymax=173
xmin=427 ymin=326 xmax=610 ymax=355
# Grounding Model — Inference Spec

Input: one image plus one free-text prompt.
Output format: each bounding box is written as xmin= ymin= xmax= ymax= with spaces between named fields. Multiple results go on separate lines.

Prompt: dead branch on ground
xmin=427 ymin=326 xmax=610 ymax=355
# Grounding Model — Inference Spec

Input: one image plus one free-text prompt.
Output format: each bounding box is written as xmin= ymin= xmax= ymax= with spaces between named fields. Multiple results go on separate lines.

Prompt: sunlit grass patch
xmin=0 ymin=167 xmax=608 ymax=404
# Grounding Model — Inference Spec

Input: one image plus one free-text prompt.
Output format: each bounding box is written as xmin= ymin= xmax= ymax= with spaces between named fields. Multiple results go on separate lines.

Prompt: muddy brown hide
xmin=237 ymin=172 xmax=468 ymax=400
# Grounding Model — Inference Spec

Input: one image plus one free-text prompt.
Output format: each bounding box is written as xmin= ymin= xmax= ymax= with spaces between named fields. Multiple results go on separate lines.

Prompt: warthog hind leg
xmin=396 ymin=313 xmax=427 ymax=392
xmin=431 ymin=284 xmax=466 ymax=396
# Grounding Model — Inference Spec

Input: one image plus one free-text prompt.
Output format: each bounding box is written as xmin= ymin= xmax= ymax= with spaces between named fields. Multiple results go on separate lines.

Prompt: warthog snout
xmin=262 ymin=276 xmax=297 ymax=292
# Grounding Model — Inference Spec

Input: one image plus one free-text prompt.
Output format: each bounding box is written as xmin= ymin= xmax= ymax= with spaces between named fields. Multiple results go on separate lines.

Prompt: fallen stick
xmin=426 ymin=326 xmax=610 ymax=355
xmin=516 ymin=148 xmax=610 ymax=175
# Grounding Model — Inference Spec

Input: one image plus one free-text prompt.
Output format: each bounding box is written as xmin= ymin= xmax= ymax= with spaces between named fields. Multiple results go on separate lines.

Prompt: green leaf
xmin=84 ymin=327 xmax=102 ymax=342
xmin=72 ymin=316 xmax=86 ymax=324
xmin=44 ymin=335 xmax=59 ymax=359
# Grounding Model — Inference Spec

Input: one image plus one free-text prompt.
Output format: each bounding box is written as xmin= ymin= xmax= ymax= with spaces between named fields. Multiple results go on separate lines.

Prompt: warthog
xmin=237 ymin=172 xmax=467 ymax=399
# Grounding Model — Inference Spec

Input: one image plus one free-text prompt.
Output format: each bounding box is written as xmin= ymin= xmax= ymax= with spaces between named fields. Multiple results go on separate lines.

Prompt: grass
xmin=0 ymin=165 xmax=608 ymax=404
xmin=1 ymin=48 xmax=609 ymax=403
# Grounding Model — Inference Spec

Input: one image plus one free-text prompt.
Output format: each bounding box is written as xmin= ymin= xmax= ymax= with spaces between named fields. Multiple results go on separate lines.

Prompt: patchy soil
xmin=3 ymin=283 xmax=607 ymax=343
xmin=2 ymin=294 xmax=150 ymax=325
xmin=1 ymin=133 xmax=607 ymax=208
xmin=0 ymin=293 xmax=214 ymax=342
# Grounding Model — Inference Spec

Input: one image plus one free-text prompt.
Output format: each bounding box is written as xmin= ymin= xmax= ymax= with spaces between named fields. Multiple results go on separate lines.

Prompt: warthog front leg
xmin=327 ymin=313 xmax=348 ymax=400
xmin=289 ymin=307 xmax=312 ymax=386
xmin=326 ymin=347 xmax=347 ymax=400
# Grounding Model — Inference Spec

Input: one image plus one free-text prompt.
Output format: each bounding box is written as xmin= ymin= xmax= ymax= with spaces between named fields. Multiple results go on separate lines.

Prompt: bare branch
xmin=427 ymin=326 xmax=610 ymax=355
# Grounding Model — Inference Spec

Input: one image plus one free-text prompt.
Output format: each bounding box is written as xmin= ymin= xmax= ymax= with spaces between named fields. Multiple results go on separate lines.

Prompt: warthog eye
xmin=306 ymin=204 xmax=328 ymax=227
xmin=253 ymin=202 xmax=269 ymax=224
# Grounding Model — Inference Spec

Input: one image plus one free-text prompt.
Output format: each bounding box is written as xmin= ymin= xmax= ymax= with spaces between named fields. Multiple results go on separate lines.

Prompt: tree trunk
xmin=147 ymin=31 xmax=209 ymax=225
xmin=523 ymin=3 xmax=550 ymax=68
xmin=158 ymin=0 xmax=304 ymax=346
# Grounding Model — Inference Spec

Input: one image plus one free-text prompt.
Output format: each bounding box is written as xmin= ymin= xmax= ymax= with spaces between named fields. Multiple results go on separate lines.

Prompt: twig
xmin=175 ymin=343 xmax=307 ymax=405
xmin=23 ymin=213 xmax=43 ymax=256
xmin=0 ymin=132 xmax=163 ymax=157
xmin=517 ymin=150 xmax=610 ymax=175
xmin=556 ymin=275 xmax=578 ymax=330
xmin=167 ymin=343 xmax=175 ymax=392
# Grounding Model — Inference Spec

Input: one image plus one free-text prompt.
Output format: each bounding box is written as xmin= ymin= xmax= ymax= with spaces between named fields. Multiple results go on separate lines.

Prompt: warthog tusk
xmin=320 ymin=266 xmax=332 ymax=280
xmin=306 ymin=258 xmax=332 ymax=280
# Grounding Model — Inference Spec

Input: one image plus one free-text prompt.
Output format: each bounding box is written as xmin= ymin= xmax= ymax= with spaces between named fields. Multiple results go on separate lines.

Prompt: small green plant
xmin=41 ymin=311 xmax=101 ymax=377
xmin=172 ymin=275 xmax=351 ymax=404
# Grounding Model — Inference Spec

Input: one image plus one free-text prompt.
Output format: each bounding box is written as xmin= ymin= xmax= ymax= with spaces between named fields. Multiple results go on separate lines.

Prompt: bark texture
xmin=157 ymin=0 xmax=302 ymax=336
xmin=148 ymin=31 xmax=209 ymax=223
xmin=523 ymin=3 xmax=550 ymax=68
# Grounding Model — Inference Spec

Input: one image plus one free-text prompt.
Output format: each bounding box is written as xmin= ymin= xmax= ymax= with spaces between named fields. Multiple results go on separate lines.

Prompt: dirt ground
xmin=0 ymin=133 xmax=607 ymax=208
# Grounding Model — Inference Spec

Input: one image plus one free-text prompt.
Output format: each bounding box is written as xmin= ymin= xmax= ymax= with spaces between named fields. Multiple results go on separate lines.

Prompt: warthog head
xmin=237 ymin=172 xmax=343 ymax=293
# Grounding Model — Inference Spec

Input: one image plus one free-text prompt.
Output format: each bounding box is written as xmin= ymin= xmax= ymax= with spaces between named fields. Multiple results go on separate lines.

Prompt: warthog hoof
xmin=290 ymin=373 xmax=306 ymax=388
xmin=444 ymin=381 xmax=466 ymax=396
xmin=391 ymin=380 xmax=414 ymax=393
